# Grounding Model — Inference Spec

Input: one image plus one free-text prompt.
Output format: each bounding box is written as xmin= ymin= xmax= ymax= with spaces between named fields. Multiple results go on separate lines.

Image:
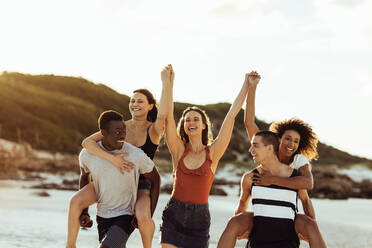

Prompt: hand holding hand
xmin=161 ymin=65 xmax=173 ymax=84
xmin=109 ymin=153 xmax=134 ymax=174
xmin=169 ymin=64 xmax=175 ymax=84
xmin=245 ymin=71 xmax=261 ymax=86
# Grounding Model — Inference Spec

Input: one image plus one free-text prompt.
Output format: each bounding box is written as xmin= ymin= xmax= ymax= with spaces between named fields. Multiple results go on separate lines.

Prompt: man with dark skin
xmin=66 ymin=110 xmax=160 ymax=248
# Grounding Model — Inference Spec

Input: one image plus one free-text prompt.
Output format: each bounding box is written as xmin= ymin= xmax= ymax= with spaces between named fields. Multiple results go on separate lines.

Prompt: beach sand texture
xmin=0 ymin=184 xmax=372 ymax=248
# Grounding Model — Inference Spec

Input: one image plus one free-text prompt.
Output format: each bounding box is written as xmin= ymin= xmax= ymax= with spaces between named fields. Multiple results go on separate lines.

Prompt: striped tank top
xmin=247 ymin=168 xmax=300 ymax=248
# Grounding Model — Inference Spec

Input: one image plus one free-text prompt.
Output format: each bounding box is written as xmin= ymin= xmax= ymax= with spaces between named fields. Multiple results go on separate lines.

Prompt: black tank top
xmin=138 ymin=128 xmax=158 ymax=160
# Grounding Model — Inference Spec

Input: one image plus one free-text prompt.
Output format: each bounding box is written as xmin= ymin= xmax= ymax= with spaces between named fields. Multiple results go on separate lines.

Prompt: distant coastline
xmin=1 ymin=72 xmax=372 ymax=168
xmin=1 ymin=138 xmax=372 ymax=200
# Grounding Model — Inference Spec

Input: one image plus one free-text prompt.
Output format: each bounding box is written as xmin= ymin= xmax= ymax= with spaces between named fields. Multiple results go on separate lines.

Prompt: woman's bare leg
xmin=135 ymin=190 xmax=154 ymax=248
xmin=66 ymin=184 xmax=97 ymax=248
xmin=295 ymin=214 xmax=327 ymax=248
xmin=161 ymin=244 xmax=177 ymax=248
xmin=217 ymin=212 xmax=254 ymax=248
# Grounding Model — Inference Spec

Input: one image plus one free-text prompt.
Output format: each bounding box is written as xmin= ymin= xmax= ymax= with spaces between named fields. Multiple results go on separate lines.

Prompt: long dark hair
xmin=133 ymin=89 xmax=158 ymax=122
xmin=177 ymin=106 xmax=213 ymax=146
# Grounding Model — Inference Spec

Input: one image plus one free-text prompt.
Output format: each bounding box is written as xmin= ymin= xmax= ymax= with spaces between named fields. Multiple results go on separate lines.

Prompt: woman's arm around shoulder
xmin=82 ymin=131 xmax=133 ymax=174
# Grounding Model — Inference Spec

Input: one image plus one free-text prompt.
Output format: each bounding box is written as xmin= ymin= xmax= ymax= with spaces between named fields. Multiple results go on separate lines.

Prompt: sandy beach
xmin=0 ymin=180 xmax=372 ymax=248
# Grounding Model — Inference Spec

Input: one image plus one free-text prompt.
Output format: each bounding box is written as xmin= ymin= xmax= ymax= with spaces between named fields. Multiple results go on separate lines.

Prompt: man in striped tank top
xmin=238 ymin=131 xmax=300 ymax=248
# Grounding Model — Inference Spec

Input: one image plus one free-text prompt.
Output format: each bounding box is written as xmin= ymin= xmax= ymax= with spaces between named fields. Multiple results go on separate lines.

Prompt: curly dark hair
xmin=177 ymin=106 xmax=213 ymax=146
xmin=269 ymin=118 xmax=319 ymax=161
xmin=133 ymin=89 xmax=158 ymax=122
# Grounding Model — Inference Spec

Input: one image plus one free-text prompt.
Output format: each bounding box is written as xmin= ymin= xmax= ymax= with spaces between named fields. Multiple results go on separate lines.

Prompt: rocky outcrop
xmin=213 ymin=178 xmax=239 ymax=186
xmin=0 ymin=139 xmax=79 ymax=174
xmin=309 ymin=166 xmax=372 ymax=199
xmin=30 ymin=182 xmax=78 ymax=191
xmin=34 ymin=191 xmax=50 ymax=197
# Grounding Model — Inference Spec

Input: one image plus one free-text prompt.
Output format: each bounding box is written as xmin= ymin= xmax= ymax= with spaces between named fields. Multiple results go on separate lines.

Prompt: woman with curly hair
xmin=218 ymin=71 xmax=327 ymax=248
xmin=270 ymin=118 xmax=319 ymax=165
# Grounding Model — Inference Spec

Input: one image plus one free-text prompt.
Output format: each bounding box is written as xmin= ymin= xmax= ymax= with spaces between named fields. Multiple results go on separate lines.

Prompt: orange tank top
xmin=172 ymin=146 xmax=215 ymax=204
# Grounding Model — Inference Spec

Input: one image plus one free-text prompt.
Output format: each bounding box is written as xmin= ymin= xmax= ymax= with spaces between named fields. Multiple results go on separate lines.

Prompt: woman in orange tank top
xmin=160 ymin=66 xmax=252 ymax=248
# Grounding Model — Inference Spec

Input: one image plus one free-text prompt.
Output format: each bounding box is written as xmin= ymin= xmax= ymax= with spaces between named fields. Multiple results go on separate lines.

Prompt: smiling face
xmin=183 ymin=110 xmax=206 ymax=137
xmin=177 ymin=107 xmax=212 ymax=145
xmin=102 ymin=120 xmax=126 ymax=150
xmin=249 ymin=135 xmax=270 ymax=164
xmin=279 ymin=129 xmax=301 ymax=158
xmin=129 ymin=92 xmax=154 ymax=119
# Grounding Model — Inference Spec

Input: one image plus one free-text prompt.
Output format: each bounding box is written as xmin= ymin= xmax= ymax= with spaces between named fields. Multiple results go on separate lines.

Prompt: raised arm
xmin=209 ymin=75 xmax=249 ymax=169
xmin=164 ymin=66 xmax=185 ymax=169
xmin=149 ymin=65 xmax=172 ymax=143
xmin=253 ymin=164 xmax=313 ymax=190
xmin=235 ymin=172 xmax=253 ymax=215
xmin=82 ymin=131 xmax=133 ymax=174
xmin=244 ymin=71 xmax=261 ymax=141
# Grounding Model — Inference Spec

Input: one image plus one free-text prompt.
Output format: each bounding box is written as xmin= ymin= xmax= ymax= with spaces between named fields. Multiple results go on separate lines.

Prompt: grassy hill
xmin=0 ymin=72 xmax=130 ymax=153
xmin=1 ymin=71 xmax=371 ymax=167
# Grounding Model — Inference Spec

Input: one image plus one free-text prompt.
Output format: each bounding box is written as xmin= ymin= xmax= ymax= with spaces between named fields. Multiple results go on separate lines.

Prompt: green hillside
xmin=0 ymin=72 xmax=130 ymax=153
xmin=0 ymin=71 xmax=371 ymax=167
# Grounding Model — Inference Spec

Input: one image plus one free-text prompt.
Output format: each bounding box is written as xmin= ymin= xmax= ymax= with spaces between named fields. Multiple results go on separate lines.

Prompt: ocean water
xmin=0 ymin=185 xmax=372 ymax=248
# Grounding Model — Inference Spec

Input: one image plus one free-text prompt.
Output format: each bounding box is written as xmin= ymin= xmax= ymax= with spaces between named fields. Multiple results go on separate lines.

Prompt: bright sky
xmin=0 ymin=0 xmax=371 ymax=159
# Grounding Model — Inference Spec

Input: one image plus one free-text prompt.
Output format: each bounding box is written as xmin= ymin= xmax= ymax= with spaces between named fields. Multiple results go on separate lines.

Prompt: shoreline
xmin=1 ymin=182 xmax=372 ymax=247
xmin=2 ymin=162 xmax=372 ymax=200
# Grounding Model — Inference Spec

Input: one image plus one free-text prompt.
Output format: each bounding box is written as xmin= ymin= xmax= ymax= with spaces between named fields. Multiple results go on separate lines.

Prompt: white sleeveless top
xmin=289 ymin=154 xmax=309 ymax=170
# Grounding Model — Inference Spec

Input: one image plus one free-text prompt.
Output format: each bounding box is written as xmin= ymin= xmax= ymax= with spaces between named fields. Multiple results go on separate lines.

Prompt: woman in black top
xmin=66 ymin=65 xmax=173 ymax=248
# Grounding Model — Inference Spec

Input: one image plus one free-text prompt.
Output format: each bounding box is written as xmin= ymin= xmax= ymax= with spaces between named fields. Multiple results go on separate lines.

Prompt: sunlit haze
xmin=0 ymin=0 xmax=371 ymax=159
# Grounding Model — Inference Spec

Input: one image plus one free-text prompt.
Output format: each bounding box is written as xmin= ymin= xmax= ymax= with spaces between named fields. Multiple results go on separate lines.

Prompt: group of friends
xmin=65 ymin=65 xmax=327 ymax=248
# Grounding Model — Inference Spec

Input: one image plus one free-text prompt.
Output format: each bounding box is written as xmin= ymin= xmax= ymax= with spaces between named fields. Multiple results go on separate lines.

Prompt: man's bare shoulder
xmin=241 ymin=167 xmax=260 ymax=185
xmin=243 ymin=166 xmax=260 ymax=176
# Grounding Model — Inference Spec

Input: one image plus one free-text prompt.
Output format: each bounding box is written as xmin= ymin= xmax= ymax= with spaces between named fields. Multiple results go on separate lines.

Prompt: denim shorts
xmin=160 ymin=197 xmax=210 ymax=248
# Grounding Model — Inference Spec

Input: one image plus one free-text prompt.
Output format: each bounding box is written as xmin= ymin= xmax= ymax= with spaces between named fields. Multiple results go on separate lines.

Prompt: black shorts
xmin=246 ymin=218 xmax=299 ymax=248
xmin=96 ymin=214 xmax=135 ymax=247
xmin=160 ymin=197 xmax=210 ymax=248
xmin=246 ymin=240 xmax=299 ymax=248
